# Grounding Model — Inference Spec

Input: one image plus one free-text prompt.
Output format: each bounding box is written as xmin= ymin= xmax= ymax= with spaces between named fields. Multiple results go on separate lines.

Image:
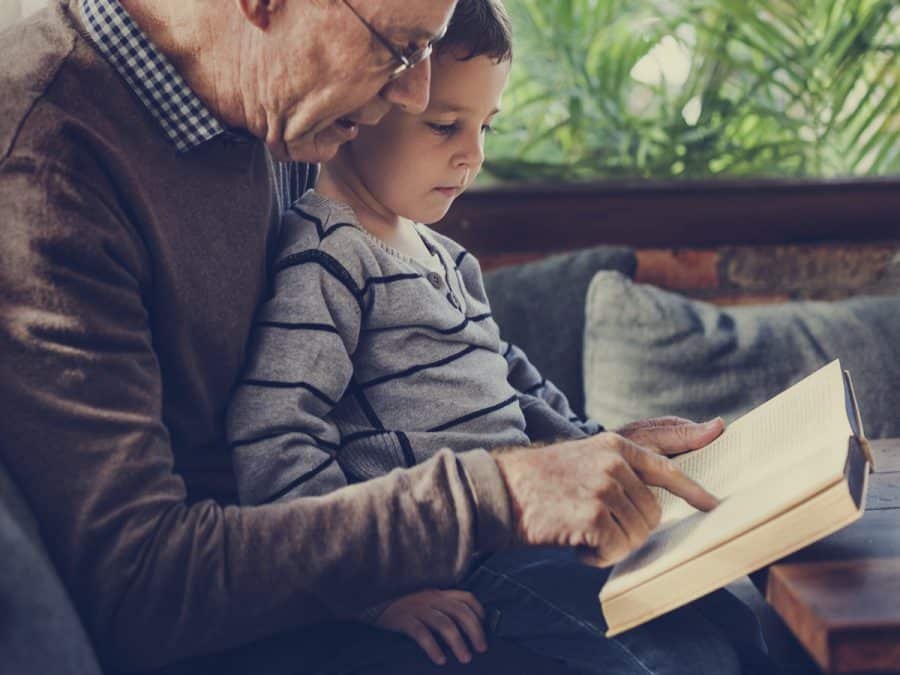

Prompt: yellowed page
xmin=654 ymin=359 xmax=852 ymax=525
xmin=602 ymin=475 xmax=865 ymax=636
xmin=602 ymin=360 xmax=855 ymax=602
xmin=602 ymin=439 xmax=850 ymax=601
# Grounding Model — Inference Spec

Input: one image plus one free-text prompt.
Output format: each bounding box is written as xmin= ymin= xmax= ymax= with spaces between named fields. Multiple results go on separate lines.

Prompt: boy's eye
xmin=427 ymin=122 xmax=459 ymax=135
xmin=426 ymin=122 xmax=495 ymax=136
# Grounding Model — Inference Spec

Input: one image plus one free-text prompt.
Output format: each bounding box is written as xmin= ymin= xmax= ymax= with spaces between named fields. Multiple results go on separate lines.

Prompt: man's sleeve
xmin=0 ymin=161 xmax=512 ymax=671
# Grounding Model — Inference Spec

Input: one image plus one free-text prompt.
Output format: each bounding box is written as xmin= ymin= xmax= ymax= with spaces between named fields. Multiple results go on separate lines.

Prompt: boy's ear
xmin=236 ymin=0 xmax=286 ymax=30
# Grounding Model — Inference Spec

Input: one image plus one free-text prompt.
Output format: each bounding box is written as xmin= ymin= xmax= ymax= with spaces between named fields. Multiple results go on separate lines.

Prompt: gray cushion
xmin=583 ymin=271 xmax=900 ymax=438
xmin=0 ymin=460 xmax=103 ymax=675
xmin=484 ymin=247 xmax=637 ymax=418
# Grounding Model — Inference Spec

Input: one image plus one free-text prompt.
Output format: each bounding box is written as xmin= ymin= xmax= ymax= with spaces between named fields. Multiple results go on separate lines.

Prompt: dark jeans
xmin=158 ymin=549 xmax=776 ymax=675
xmin=156 ymin=621 xmax=575 ymax=675
xmin=459 ymin=547 xmax=776 ymax=675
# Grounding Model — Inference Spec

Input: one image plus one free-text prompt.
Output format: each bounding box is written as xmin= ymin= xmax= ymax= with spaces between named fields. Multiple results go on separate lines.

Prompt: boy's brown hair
xmin=436 ymin=0 xmax=513 ymax=63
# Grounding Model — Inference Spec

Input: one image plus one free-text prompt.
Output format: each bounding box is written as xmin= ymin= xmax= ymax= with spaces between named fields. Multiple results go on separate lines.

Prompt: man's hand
xmin=494 ymin=427 xmax=722 ymax=567
xmin=370 ymin=589 xmax=488 ymax=666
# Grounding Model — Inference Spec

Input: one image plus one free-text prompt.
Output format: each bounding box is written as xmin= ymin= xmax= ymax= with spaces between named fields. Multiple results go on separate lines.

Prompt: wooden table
xmin=766 ymin=438 xmax=900 ymax=674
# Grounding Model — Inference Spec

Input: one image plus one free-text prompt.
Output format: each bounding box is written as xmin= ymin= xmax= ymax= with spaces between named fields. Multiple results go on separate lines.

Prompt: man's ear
xmin=236 ymin=0 xmax=286 ymax=31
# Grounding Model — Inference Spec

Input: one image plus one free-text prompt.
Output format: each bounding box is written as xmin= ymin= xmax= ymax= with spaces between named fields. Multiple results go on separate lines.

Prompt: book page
xmin=654 ymin=360 xmax=853 ymax=525
xmin=602 ymin=443 xmax=851 ymax=600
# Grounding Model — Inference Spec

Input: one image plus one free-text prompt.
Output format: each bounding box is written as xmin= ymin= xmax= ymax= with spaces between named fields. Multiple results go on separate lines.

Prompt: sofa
xmin=483 ymin=246 xmax=900 ymax=675
xmin=3 ymin=245 xmax=898 ymax=674
xmin=484 ymin=247 xmax=900 ymax=441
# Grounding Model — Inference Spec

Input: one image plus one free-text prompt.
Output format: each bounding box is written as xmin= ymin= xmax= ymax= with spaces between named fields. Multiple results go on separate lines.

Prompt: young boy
xmin=227 ymin=2 xmax=768 ymax=673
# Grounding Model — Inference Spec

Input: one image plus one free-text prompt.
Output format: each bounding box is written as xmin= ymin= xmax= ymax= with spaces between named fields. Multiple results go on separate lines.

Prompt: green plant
xmin=484 ymin=0 xmax=900 ymax=181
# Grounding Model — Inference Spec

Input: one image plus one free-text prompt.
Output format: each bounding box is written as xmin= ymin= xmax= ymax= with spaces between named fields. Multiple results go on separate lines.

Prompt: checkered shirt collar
xmin=80 ymin=0 xmax=227 ymax=152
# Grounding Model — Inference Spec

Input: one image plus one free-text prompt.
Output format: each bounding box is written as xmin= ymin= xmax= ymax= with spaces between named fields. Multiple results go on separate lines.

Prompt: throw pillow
xmin=484 ymin=246 xmax=637 ymax=418
xmin=583 ymin=271 xmax=900 ymax=438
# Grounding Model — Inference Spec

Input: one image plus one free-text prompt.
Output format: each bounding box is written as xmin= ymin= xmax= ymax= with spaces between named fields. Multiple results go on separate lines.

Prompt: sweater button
xmin=427 ymin=272 xmax=443 ymax=289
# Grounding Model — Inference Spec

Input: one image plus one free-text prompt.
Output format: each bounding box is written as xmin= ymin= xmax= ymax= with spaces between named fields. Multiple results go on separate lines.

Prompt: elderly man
xmin=0 ymin=1 xmax=747 ymax=673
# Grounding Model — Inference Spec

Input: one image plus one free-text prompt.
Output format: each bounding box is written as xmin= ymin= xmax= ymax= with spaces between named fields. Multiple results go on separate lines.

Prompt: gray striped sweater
xmin=227 ymin=190 xmax=600 ymax=506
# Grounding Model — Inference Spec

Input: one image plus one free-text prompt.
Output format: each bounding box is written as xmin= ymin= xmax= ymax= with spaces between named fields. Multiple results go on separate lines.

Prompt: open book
xmin=600 ymin=359 xmax=872 ymax=637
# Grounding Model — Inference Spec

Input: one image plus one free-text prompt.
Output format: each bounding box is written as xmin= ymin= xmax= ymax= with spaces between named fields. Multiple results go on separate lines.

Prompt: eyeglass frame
xmin=341 ymin=0 xmax=447 ymax=80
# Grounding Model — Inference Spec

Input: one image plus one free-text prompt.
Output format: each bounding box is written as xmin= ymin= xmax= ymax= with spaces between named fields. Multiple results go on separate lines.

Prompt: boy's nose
xmin=456 ymin=135 xmax=485 ymax=170
xmin=381 ymin=58 xmax=431 ymax=114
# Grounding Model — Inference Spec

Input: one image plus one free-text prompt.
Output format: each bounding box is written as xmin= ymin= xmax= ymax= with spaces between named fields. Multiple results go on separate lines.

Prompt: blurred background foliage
xmin=484 ymin=0 xmax=900 ymax=182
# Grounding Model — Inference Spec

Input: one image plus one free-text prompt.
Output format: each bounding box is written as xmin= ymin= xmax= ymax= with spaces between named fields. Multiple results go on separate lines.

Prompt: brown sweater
xmin=0 ymin=2 xmax=513 ymax=670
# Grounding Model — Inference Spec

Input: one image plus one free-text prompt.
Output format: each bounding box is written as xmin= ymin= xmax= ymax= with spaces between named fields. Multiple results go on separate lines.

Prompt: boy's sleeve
xmin=449 ymin=240 xmax=604 ymax=441
xmin=227 ymin=241 xmax=362 ymax=504
xmin=502 ymin=340 xmax=604 ymax=440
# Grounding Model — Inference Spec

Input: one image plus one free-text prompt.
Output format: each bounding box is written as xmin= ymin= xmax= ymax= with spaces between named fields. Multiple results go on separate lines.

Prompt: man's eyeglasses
xmin=342 ymin=0 xmax=446 ymax=80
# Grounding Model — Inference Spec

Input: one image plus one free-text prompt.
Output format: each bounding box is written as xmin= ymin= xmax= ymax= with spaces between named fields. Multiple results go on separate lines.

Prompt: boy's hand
xmin=373 ymin=589 xmax=488 ymax=665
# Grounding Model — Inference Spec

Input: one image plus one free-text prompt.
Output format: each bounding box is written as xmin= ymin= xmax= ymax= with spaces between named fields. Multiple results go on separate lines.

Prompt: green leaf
xmin=482 ymin=0 xmax=899 ymax=182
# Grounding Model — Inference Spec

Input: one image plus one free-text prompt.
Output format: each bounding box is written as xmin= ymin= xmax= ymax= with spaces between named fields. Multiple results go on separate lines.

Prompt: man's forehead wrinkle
xmin=368 ymin=3 xmax=447 ymax=43
xmin=389 ymin=23 xmax=441 ymax=44
xmin=406 ymin=25 xmax=443 ymax=41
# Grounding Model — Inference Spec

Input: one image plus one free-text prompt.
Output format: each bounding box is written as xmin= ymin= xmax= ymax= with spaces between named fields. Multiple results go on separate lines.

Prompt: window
xmin=486 ymin=0 xmax=900 ymax=182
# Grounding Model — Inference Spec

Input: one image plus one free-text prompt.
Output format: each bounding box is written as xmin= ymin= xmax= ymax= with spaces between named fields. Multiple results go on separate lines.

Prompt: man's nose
xmin=381 ymin=58 xmax=431 ymax=114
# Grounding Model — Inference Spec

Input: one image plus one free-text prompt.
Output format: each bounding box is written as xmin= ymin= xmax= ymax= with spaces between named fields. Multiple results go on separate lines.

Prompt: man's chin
xmin=275 ymin=134 xmax=343 ymax=164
